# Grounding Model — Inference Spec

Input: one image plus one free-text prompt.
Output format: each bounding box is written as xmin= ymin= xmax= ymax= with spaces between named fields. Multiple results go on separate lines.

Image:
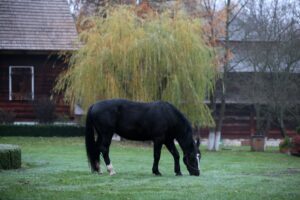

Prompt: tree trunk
xmin=212 ymin=0 xmax=232 ymax=151
xmin=208 ymin=86 xmax=217 ymax=151
xmin=213 ymin=79 xmax=226 ymax=151
xmin=207 ymin=128 xmax=215 ymax=150
xmin=264 ymin=112 xmax=272 ymax=137
xmin=214 ymin=130 xmax=221 ymax=151
xmin=278 ymin=116 xmax=287 ymax=138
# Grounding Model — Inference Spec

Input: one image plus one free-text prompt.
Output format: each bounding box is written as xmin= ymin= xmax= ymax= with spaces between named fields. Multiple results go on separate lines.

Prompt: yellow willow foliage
xmin=55 ymin=6 xmax=217 ymax=127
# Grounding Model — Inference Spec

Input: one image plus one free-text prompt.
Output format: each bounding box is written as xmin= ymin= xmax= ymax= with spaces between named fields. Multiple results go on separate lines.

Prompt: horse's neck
xmin=176 ymin=134 xmax=193 ymax=155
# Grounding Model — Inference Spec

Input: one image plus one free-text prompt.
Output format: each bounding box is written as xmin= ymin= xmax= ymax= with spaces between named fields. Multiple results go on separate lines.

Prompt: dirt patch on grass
xmin=282 ymin=168 xmax=300 ymax=175
xmin=264 ymin=168 xmax=300 ymax=177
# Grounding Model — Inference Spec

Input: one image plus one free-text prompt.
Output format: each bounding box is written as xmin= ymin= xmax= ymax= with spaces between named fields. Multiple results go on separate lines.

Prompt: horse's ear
xmin=196 ymin=138 xmax=200 ymax=148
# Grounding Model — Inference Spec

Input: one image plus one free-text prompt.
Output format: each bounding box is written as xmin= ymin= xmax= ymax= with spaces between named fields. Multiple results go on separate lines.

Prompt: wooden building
xmin=0 ymin=0 xmax=78 ymax=121
xmin=200 ymin=72 xmax=300 ymax=140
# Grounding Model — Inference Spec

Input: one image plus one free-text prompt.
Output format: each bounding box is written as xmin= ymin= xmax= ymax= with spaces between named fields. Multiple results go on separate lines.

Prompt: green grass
xmin=0 ymin=137 xmax=300 ymax=200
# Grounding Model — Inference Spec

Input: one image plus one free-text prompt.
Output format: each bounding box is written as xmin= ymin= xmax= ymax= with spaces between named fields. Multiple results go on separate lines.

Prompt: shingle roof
xmin=0 ymin=0 xmax=78 ymax=51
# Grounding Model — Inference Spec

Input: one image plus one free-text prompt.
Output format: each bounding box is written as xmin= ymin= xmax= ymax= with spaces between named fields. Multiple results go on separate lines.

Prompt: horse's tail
xmin=85 ymin=105 xmax=98 ymax=172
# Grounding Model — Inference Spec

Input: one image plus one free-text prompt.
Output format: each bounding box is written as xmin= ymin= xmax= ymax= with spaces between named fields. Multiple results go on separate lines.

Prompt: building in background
xmin=0 ymin=0 xmax=78 ymax=121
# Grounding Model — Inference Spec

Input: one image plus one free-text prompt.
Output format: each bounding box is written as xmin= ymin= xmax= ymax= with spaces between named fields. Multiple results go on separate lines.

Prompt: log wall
xmin=0 ymin=52 xmax=71 ymax=121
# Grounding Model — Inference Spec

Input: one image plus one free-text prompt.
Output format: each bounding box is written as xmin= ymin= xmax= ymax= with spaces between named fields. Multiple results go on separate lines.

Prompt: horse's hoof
xmin=92 ymin=170 xmax=99 ymax=174
xmin=175 ymin=172 xmax=182 ymax=176
xmin=109 ymin=171 xmax=116 ymax=176
xmin=98 ymin=168 xmax=103 ymax=175
xmin=153 ymin=172 xmax=162 ymax=176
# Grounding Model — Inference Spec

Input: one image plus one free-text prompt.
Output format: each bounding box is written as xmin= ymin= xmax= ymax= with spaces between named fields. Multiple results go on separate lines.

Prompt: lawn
xmin=0 ymin=137 xmax=300 ymax=200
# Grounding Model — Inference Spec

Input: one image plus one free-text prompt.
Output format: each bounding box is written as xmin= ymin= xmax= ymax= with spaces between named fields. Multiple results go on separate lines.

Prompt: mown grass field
xmin=0 ymin=137 xmax=300 ymax=200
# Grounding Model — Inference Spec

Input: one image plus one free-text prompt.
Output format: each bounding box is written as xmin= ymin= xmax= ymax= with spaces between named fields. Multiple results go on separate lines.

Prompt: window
xmin=9 ymin=66 xmax=34 ymax=101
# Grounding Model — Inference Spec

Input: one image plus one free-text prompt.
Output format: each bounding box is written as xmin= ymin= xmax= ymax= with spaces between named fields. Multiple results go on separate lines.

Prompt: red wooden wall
xmin=0 ymin=52 xmax=71 ymax=121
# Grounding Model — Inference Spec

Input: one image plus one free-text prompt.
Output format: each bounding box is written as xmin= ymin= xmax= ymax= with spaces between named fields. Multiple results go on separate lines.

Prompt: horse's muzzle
xmin=189 ymin=170 xmax=200 ymax=176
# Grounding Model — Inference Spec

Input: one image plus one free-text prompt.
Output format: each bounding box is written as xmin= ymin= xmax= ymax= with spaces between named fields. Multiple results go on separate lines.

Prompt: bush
xmin=0 ymin=144 xmax=21 ymax=169
xmin=34 ymin=98 xmax=56 ymax=124
xmin=279 ymin=137 xmax=291 ymax=154
xmin=0 ymin=125 xmax=84 ymax=137
xmin=296 ymin=126 xmax=300 ymax=134
xmin=279 ymin=137 xmax=291 ymax=148
xmin=0 ymin=109 xmax=16 ymax=124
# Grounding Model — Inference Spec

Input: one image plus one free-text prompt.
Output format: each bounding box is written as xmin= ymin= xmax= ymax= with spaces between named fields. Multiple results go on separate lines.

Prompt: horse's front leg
xmin=165 ymin=140 xmax=182 ymax=176
xmin=102 ymin=146 xmax=116 ymax=176
xmin=152 ymin=141 xmax=163 ymax=176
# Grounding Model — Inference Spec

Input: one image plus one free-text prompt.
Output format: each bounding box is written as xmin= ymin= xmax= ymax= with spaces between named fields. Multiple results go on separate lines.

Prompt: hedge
xmin=0 ymin=144 xmax=21 ymax=169
xmin=0 ymin=125 xmax=85 ymax=137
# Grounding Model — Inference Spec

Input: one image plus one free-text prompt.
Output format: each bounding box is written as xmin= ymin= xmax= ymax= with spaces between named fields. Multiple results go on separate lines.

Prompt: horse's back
xmin=89 ymin=99 xmax=150 ymax=127
xmin=115 ymin=100 xmax=170 ymax=140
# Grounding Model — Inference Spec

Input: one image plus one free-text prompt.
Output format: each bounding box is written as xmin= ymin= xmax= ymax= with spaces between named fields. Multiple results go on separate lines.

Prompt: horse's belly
xmin=116 ymin=130 xmax=151 ymax=141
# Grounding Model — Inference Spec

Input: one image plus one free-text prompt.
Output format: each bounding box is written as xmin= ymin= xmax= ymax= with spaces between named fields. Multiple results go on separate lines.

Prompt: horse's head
xmin=183 ymin=138 xmax=201 ymax=176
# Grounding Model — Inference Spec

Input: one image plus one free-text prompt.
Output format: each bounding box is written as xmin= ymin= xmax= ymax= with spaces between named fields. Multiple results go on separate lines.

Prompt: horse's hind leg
xmin=165 ymin=140 xmax=182 ymax=176
xmin=99 ymin=130 xmax=116 ymax=176
xmin=95 ymin=136 xmax=103 ymax=174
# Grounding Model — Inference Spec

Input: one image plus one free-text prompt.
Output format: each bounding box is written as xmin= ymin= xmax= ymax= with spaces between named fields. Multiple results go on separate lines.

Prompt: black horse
xmin=85 ymin=99 xmax=201 ymax=176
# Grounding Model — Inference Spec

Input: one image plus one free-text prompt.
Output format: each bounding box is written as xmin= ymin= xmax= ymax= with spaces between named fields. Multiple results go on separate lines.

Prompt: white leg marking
xmin=107 ymin=163 xmax=116 ymax=176
xmin=99 ymin=167 xmax=103 ymax=175
xmin=96 ymin=162 xmax=103 ymax=175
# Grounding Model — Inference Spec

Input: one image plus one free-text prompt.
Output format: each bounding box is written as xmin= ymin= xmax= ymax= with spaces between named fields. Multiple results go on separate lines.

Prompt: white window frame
xmin=9 ymin=66 xmax=35 ymax=101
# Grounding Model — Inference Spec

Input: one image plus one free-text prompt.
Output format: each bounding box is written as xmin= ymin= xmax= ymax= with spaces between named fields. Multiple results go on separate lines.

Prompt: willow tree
xmin=55 ymin=6 xmax=217 ymax=126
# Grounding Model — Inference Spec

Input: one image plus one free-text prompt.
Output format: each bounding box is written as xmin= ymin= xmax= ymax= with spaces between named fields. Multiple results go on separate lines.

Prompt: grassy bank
xmin=0 ymin=137 xmax=299 ymax=200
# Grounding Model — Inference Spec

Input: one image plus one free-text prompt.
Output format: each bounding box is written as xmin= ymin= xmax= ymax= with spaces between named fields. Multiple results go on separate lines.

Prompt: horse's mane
xmin=158 ymin=101 xmax=195 ymax=152
xmin=159 ymin=102 xmax=192 ymax=135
